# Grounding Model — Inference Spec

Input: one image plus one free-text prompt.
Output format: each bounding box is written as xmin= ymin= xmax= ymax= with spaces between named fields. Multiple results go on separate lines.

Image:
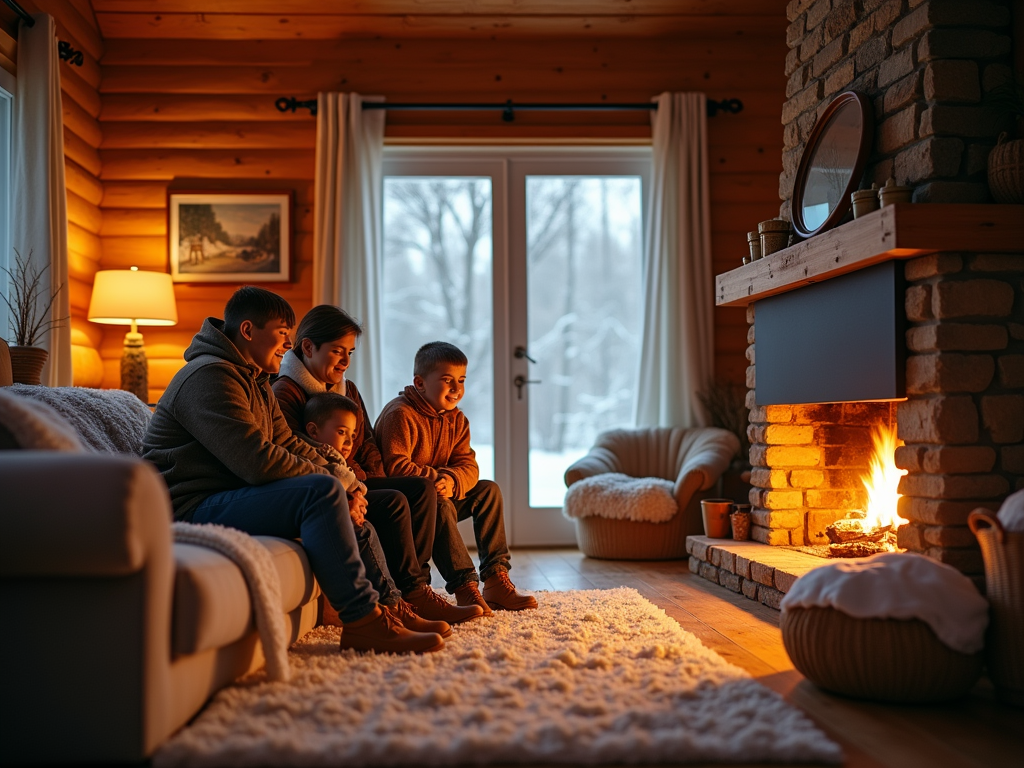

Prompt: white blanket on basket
xmin=562 ymin=472 xmax=678 ymax=523
xmin=173 ymin=523 xmax=291 ymax=682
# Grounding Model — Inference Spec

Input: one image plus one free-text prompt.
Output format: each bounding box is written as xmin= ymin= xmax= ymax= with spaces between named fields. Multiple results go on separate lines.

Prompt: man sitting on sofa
xmin=143 ymin=286 xmax=442 ymax=655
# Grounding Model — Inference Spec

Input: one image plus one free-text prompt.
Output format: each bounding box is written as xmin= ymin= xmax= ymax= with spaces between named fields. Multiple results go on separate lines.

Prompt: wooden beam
xmin=31 ymin=0 xmax=104 ymax=60
xmin=63 ymin=126 xmax=102 ymax=176
xmin=99 ymin=149 xmax=315 ymax=180
xmin=99 ymin=36 xmax=788 ymax=67
xmin=93 ymin=12 xmax=786 ymax=41
xmin=62 ymin=92 xmax=103 ymax=148
xmin=98 ymin=61 xmax=784 ymax=95
xmin=91 ymin=1 xmax=782 ymax=15
xmin=59 ymin=65 xmax=101 ymax=119
xmin=715 ymin=204 xmax=1024 ymax=307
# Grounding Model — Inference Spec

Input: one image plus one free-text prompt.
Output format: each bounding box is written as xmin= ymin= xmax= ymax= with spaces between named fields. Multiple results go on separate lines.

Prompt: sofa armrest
xmin=564 ymin=447 xmax=625 ymax=487
xmin=672 ymin=428 xmax=741 ymax=505
xmin=0 ymin=451 xmax=173 ymax=577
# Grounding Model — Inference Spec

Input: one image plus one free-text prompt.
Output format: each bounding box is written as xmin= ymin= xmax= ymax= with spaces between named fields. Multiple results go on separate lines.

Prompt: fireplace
xmin=687 ymin=205 xmax=1023 ymax=608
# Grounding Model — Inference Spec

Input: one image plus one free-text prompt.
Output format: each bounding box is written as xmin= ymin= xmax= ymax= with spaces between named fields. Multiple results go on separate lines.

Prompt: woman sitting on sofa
xmin=272 ymin=305 xmax=480 ymax=626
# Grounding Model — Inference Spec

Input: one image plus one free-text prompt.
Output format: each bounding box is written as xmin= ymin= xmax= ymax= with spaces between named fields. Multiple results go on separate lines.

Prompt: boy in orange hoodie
xmin=375 ymin=341 xmax=538 ymax=614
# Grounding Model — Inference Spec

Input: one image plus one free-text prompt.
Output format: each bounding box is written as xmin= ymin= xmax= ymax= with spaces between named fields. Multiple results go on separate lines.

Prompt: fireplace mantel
xmin=716 ymin=203 xmax=1024 ymax=307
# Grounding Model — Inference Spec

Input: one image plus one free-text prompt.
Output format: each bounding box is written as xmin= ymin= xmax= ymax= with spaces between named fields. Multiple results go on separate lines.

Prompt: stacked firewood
xmin=825 ymin=510 xmax=899 ymax=558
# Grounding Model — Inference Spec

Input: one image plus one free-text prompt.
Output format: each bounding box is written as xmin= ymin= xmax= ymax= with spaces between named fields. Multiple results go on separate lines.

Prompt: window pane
xmin=382 ymin=177 xmax=494 ymax=480
xmin=526 ymin=176 xmax=643 ymax=507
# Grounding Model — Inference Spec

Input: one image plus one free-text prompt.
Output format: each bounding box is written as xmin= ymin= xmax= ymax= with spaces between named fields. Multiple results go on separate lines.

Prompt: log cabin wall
xmin=3 ymin=1 xmax=106 ymax=386
xmin=19 ymin=3 xmax=789 ymax=404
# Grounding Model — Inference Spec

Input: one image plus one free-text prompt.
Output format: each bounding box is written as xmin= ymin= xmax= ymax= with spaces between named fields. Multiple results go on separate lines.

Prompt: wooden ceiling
xmin=86 ymin=1 xmax=787 ymax=41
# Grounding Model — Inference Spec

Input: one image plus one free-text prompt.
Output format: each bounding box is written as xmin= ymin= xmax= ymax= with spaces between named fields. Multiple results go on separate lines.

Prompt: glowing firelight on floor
xmin=861 ymin=425 xmax=910 ymax=531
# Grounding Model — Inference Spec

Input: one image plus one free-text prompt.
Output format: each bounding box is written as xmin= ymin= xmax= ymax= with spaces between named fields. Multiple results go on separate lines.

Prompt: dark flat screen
xmin=755 ymin=260 xmax=905 ymax=405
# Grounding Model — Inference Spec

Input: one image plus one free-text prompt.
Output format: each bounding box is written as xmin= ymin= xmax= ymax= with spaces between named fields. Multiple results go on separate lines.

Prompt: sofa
xmin=0 ymin=366 xmax=321 ymax=764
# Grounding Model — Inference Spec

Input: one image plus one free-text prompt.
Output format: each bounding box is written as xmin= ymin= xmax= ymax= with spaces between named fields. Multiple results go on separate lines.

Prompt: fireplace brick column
xmin=894 ymin=251 xmax=1024 ymax=577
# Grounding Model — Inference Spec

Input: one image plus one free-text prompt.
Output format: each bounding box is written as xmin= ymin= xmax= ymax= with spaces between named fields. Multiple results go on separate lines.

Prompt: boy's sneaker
xmin=339 ymin=605 xmax=444 ymax=655
xmin=391 ymin=599 xmax=453 ymax=638
xmin=482 ymin=572 xmax=538 ymax=611
xmin=454 ymin=581 xmax=493 ymax=617
xmin=404 ymin=584 xmax=484 ymax=624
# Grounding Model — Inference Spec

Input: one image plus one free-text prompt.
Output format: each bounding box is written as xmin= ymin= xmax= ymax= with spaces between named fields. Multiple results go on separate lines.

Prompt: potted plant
xmin=1 ymin=248 xmax=68 ymax=385
xmin=986 ymin=80 xmax=1024 ymax=203
xmin=697 ymin=378 xmax=752 ymax=503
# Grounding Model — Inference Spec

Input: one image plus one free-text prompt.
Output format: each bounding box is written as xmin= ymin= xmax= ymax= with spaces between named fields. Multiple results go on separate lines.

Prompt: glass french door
xmin=382 ymin=149 xmax=649 ymax=547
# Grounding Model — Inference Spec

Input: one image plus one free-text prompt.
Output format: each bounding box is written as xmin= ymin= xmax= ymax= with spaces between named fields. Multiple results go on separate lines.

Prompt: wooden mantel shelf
xmin=715 ymin=203 xmax=1024 ymax=307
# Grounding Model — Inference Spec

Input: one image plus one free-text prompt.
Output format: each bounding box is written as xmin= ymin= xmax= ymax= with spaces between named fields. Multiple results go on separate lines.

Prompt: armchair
xmin=563 ymin=426 xmax=740 ymax=559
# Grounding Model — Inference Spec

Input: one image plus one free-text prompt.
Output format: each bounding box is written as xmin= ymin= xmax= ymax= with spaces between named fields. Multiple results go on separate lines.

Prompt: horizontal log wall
xmin=88 ymin=29 xmax=785 ymax=401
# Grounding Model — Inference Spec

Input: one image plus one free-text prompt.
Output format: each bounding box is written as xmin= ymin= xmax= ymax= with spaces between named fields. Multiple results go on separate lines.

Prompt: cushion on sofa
xmin=172 ymin=536 xmax=319 ymax=657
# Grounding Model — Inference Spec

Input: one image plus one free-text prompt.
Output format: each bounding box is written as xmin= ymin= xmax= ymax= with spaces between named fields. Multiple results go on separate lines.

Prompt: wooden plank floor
xmin=433 ymin=548 xmax=1024 ymax=768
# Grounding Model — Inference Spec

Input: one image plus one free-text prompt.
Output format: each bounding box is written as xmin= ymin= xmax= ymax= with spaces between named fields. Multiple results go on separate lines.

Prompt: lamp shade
xmin=88 ymin=269 xmax=178 ymax=326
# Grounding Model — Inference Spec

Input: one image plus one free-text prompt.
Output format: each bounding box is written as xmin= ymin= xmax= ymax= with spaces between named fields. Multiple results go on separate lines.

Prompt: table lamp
xmin=87 ymin=267 xmax=178 ymax=402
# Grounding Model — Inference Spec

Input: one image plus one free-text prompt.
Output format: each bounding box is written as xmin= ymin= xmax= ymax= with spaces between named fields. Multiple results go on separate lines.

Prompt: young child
xmin=304 ymin=391 xmax=461 ymax=635
xmin=375 ymin=341 xmax=538 ymax=615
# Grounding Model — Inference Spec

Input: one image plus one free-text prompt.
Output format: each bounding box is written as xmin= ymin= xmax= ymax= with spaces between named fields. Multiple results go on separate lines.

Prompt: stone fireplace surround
xmin=689 ymin=204 xmax=1023 ymax=608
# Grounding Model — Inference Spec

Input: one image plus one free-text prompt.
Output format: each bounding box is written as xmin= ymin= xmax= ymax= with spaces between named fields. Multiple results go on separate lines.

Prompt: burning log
xmin=825 ymin=510 xmax=899 ymax=557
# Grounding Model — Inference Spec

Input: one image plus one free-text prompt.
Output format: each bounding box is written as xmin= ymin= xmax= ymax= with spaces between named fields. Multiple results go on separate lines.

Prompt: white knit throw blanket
xmin=172 ymin=523 xmax=291 ymax=682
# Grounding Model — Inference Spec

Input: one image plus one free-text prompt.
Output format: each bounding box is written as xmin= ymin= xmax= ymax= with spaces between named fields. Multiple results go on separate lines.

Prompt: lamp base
xmin=121 ymin=331 xmax=149 ymax=402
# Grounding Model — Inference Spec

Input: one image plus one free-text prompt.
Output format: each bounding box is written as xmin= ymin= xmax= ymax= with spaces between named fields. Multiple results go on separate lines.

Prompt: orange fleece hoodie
xmin=374 ymin=385 xmax=479 ymax=500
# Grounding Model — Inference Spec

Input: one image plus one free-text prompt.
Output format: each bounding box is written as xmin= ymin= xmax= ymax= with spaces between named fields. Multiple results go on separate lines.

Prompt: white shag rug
xmin=156 ymin=588 xmax=841 ymax=766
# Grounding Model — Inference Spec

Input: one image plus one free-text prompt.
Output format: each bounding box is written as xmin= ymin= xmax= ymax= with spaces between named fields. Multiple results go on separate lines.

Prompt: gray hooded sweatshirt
xmin=143 ymin=317 xmax=331 ymax=520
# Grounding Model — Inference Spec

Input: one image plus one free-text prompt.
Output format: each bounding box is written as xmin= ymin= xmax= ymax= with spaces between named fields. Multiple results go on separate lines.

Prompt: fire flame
xmin=860 ymin=424 xmax=909 ymax=531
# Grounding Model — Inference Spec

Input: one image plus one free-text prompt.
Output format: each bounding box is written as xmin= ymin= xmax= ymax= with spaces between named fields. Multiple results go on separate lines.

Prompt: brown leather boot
xmin=339 ymin=605 xmax=444 ymax=654
xmin=390 ymin=599 xmax=453 ymax=638
xmin=482 ymin=572 xmax=538 ymax=611
xmin=454 ymin=581 xmax=493 ymax=617
xmin=405 ymin=584 xmax=484 ymax=624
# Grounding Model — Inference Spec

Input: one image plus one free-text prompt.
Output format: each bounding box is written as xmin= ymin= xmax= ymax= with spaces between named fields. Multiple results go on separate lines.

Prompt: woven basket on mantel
xmin=969 ymin=509 xmax=1024 ymax=707
xmin=987 ymin=135 xmax=1024 ymax=203
xmin=781 ymin=606 xmax=984 ymax=703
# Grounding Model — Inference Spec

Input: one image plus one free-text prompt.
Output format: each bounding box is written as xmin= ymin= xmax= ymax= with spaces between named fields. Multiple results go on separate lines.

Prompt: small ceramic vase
xmin=879 ymin=177 xmax=913 ymax=207
xmin=758 ymin=219 xmax=791 ymax=257
xmin=851 ymin=184 xmax=880 ymax=219
xmin=746 ymin=231 xmax=762 ymax=262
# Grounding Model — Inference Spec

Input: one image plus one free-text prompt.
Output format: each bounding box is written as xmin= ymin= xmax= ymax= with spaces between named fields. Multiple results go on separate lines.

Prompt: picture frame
xmin=168 ymin=191 xmax=293 ymax=283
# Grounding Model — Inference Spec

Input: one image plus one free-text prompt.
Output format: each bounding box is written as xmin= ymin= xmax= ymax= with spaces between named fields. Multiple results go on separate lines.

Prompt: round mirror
xmin=792 ymin=91 xmax=873 ymax=238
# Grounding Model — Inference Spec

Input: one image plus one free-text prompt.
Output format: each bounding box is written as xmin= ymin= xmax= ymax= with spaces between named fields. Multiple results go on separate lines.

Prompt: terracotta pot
xmin=700 ymin=498 xmax=733 ymax=538
xmin=988 ymin=135 xmax=1024 ymax=204
xmin=9 ymin=346 xmax=48 ymax=385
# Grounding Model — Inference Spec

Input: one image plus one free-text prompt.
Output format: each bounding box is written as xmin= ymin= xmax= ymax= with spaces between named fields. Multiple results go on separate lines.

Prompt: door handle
xmin=514 ymin=346 xmax=537 ymax=364
xmin=513 ymin=374 xmax=541 ymax=400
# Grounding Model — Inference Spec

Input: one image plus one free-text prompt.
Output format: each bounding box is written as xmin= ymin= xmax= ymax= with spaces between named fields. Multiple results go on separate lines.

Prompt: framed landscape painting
xmin=168 ymin=191 xmax=292 ymax=282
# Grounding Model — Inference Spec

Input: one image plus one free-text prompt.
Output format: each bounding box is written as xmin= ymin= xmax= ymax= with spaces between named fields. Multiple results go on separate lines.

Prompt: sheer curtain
xmin=313 ymin=93 xmax=386 ymax=415
xmin=634 ymin=92 xmax=713 ymax=428
xmin=11 ymin=14 xmax=71 ymax=386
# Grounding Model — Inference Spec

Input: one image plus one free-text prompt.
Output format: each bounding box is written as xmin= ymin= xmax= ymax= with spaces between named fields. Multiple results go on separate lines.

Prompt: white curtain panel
xmin=11 ymin=14 xmax=71 ymax=386
xmin=634 ymin=92 xmax=713 ymax=428
xmin=313 ymin=93 xmax=386 ymax=415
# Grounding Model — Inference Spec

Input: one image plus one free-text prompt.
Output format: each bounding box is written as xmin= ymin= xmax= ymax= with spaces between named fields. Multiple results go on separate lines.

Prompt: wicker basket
xmin=969 ymin=509 xmax=1024 ymax=707
xmin=573 ymin=494 xmax=704 ymax=560
xmin=781 ymin=606 xmax=984 ymax=703
xmin=987 ymin=136 xmax=1024 ymax=204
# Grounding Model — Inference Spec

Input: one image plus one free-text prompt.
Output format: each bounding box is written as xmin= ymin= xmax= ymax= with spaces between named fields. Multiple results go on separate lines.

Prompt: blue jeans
xmin=434 ymin=480 xmax=511 ymax=593
xmin=355 ymin=520 xmax=400 ymax=606
xmin=191 ymin=474 xmax=378 ymax=623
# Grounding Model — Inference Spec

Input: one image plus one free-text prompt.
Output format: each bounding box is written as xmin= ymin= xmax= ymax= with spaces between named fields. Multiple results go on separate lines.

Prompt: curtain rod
xmin=275 ymin=97 xmax=743 ymax=120
xmin=3 ymin=0 xmax=34 ymax=26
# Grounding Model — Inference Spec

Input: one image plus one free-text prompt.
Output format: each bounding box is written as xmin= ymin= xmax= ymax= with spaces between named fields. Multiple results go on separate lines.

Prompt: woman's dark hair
xmin=293 ymin=305 xmax=363 ymax=361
